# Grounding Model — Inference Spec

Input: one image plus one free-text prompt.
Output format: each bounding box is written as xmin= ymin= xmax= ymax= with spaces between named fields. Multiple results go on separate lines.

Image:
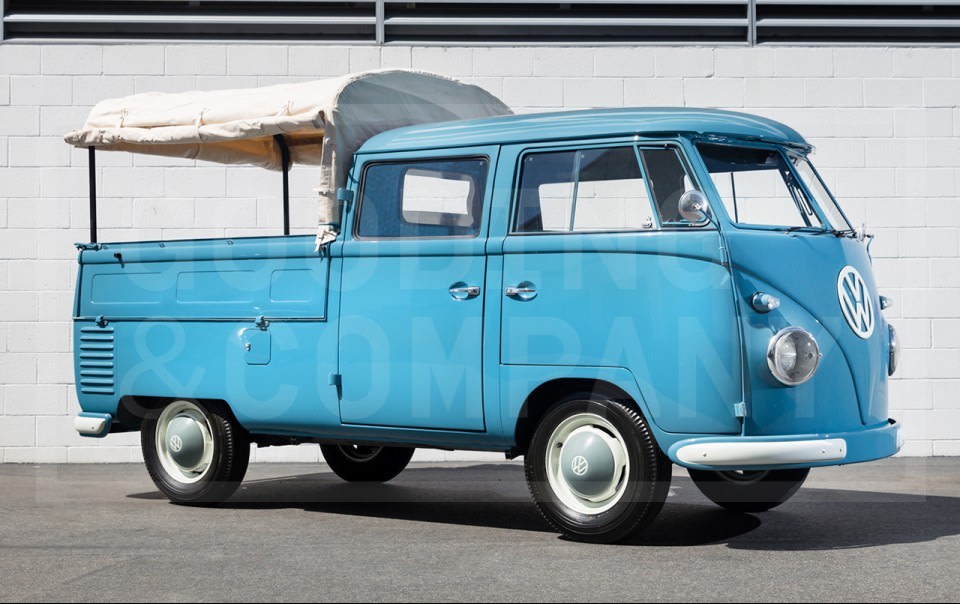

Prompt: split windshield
xmin=697 ymin=143 xmax=851 ymax=231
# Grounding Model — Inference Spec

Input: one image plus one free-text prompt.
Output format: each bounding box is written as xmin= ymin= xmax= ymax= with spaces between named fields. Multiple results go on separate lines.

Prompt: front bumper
xmin=667 ymin=419 xmax=902 ymax=471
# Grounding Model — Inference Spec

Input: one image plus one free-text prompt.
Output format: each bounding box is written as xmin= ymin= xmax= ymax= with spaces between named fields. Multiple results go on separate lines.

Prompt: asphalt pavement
xmin=1 ymin=457 xmax=958 ymax=602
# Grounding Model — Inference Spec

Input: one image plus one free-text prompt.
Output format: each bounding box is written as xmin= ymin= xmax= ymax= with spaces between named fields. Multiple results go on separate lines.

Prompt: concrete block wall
xmin=0 ymin=43 xmax=958 ymax=463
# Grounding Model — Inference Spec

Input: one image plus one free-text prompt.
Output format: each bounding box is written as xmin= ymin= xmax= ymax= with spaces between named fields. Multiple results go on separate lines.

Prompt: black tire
xmin=524 ymin=394 xmax=672 ymax=544
xmin=141 ymin=399 xmax=250 ymax=505
xmin=320 ymin=444 xmax=415 ymax=482
xmin=687 ymin=468 xmax=810 ymax=513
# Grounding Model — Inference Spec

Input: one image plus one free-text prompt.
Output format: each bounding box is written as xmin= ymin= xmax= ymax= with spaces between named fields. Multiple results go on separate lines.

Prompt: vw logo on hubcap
xmin=570 ymin=455 xmax=589 ymax=476
xmin=837 ymin=266 xmax=875 ymax=339
xmin=169 ymin=434 xmax=183 ymax=453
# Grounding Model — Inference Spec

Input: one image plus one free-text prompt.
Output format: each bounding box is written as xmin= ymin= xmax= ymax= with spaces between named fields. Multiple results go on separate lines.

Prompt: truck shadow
xmin=130 ymin=463 xmax=960 ymax=550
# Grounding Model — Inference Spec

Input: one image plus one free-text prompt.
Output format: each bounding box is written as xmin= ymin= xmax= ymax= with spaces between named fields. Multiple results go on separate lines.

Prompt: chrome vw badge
xmin=837 ymin=266 xmax=875 ymax=339
xmin=169 ymin=434 xmax=183 ymax=453
xmin=571 ymin=455 xmax=589 ymax=476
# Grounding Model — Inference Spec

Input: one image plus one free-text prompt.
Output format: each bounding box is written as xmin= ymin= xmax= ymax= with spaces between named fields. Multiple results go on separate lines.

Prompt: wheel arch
xmin=513 ymin=377 xmax=646 ymax=456
xmin=117 ymin=395 xmax=243 ymax=434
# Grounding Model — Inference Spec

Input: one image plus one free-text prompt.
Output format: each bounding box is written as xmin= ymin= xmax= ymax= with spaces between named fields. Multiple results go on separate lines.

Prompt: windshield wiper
xmin=784 ymin=225 xmax=827 ymax=235
xmin=784 ymin=225 xmax=859 ymax=238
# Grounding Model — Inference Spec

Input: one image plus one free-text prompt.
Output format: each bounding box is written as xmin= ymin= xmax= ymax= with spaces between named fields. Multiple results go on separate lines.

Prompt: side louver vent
xmin=78 ymin=325 xmax=115 ymax=396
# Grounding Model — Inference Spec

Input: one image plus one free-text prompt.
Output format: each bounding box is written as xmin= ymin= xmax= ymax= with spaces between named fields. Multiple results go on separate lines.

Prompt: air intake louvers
xmin=78 ymin=325 xmax=115 ymax=396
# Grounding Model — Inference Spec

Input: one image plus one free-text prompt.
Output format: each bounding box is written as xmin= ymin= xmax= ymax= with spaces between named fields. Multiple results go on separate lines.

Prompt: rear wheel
xmin=141 ymin=399 xmax=250 ymax=505
xmin=524 ymin=395 xmax=672 ymax=543
xmin=688 ymin=468 xmax=810 ymax=513
xmin=320 ymin=444 xmax=415 ymax=482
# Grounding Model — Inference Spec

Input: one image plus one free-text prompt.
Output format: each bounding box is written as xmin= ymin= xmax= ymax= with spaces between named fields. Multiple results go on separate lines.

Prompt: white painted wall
xmin=1 ymin=44 xmax=958 ymax=463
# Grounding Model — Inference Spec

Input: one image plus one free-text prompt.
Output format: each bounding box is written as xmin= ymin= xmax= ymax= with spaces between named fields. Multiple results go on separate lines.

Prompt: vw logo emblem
xmin=837 ymin=266 xmax=875 ymax=339
xmin=169 ymin=434 xmax=183 ymax=453
xmin=571 ymin=455 xmax=589 ymax=476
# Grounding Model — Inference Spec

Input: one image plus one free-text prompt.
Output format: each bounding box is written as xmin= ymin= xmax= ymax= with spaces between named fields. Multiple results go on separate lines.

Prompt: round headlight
xmin=767 ymin=327 xmax=821 ymax=386
xmin=888 ymin=323 xmax=899 ymax=376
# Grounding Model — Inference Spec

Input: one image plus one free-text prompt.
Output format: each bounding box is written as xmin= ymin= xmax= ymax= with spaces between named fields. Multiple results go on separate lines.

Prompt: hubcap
xmin=546 ymin=413 xmax=630 ymax=515
xmin=156 ymin=401 xmax=215 ymax=484
xmin=718 ymin=470 xmax=770 ymax=485
xmin=559 ymin=429 xmax=617 ymax=498
xmin=166 ymin=416 xmax=206 ymax=469
xmin=338 ymin=445 xmax=382 ymax=463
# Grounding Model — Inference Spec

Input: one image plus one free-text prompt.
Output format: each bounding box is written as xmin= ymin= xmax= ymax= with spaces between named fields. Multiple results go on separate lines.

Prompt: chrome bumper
xmin=676 ymin=438 xmax=846 ymax=467
xmin=667 ymin=420 xmax=902 ymax=471
xmin=75 ymin=412 xmax=113 ymax=438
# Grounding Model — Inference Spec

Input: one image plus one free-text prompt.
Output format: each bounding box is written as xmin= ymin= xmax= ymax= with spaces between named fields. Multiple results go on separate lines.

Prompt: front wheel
xmin=687 ymin=468 xmax=810 ymax=513
xmin=141 ymin=399 xmax=250 ymax=505
xmin=320 ymin=444 xmax=415 ymax=482
xmin=524 ymin=395 xmax=672 ymax=544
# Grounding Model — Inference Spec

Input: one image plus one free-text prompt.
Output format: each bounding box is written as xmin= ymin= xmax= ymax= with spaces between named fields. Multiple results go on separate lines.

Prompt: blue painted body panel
xmin=499 ymin=231 xmax=741 ymax=434
xmin=724 ymin=231 xmax=889 ymax=432
xmin=362 ymin=108 xmax=809 ymax=154
xmin=77 ymin=237 xmax=329 ymax=320
xmin=72 ymin=107 xmax=899 ymax=470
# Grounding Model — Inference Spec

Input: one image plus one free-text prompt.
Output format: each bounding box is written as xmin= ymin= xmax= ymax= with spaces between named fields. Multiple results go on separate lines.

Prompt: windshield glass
xmin=790 ymin=155 xmax=852 ymax=230
xmin=697 ymin=143 xmax=823 ymax=229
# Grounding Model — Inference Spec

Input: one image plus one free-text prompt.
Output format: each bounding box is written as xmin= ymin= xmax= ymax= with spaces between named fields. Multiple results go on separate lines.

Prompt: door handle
xmin=505 ymin=282 xmax=537 ymax=301
xmin=449 ymin=284 xmax=481 ymax=301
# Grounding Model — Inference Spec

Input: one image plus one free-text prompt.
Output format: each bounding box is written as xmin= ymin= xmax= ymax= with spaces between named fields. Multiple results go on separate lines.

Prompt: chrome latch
xmin=254 ymin=315 xmax=269 ymax=330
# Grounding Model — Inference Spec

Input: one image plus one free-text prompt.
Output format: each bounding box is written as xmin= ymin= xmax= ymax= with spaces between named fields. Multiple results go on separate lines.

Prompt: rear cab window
xmin=356 ymin=157 xmax=489 ymax=239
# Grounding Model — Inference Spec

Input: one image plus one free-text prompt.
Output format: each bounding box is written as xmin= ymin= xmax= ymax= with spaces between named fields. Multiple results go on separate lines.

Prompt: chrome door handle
xmin=505 ymin=282 xmax=537 ymax=301
xmin=449 ymin=284 xmax=481 ymax=300
xmin=505 ymin=287 xmax=534 ymax=296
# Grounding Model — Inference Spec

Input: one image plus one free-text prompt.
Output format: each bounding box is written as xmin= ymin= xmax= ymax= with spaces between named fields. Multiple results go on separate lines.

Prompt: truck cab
xmin=67 ymin=73 xmax=901 ymax=543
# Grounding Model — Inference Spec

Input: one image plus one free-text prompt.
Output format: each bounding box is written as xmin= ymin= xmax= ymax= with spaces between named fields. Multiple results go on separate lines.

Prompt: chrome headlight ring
xmin=766 ymin=327 xmax=822 ymax=386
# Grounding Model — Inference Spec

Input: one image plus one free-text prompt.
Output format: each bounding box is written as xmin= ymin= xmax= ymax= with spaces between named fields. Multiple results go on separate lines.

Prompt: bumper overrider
xmin=667 ymin=419 xmax=902 ymax=471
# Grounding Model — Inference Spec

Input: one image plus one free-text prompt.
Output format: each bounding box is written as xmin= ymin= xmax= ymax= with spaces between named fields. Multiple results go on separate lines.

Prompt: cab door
xmin=499 ymin=140 xmax=742 ymax=434
xmin=338 ymin=147 xmax=498 ymax=431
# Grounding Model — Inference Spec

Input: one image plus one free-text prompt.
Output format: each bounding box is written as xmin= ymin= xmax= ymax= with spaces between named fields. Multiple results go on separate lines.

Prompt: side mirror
xmin=856 ymin=222 xmax=868 ymax=242
xmin=678 ymin=190 xmax=711 ymax=225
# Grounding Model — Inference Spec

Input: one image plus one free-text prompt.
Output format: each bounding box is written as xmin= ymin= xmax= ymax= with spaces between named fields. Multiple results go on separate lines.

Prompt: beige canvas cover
xmin=64 ymin=69 xmax=512 ymax=248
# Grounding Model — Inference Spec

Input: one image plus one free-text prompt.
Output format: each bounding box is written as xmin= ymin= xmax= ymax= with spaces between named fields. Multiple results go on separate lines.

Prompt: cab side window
xmin=356 ymin=158 xmax=488 ymax=239
xmin=514 ymin=147 xmax=653 ymax=233
xmin=640 ymin=147 xmax=699 ymax=225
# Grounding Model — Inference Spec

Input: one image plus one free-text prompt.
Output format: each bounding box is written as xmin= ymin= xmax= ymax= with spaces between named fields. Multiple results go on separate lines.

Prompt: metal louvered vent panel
xmin=756 ymin=0 xmax=960 ymax=44
xmin=381 ymin=1 xmax=751 ymax=45
xmin=78 ymin=326 xmax=116 ymax=396
xmin=2 ymin=1 xmax=379 ymax=42
xmin=2 ymin=0 xmax=959 ymax=44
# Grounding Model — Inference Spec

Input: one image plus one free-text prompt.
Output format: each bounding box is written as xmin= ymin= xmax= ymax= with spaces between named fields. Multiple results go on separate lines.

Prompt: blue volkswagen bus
xmin=67 ymin=72 xmax=900 ymax=543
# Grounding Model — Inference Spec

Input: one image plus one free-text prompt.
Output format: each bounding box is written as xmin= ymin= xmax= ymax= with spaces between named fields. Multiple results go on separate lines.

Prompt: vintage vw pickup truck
xmin=66 ymin=70 xmax=901 ymax=543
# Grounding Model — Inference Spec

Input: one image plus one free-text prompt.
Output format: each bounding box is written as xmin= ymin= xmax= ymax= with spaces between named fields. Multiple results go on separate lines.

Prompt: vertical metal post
xmin=748 ymin=0 xmax=757 ymax=46
xmin=375 ymin=0 xmax=385 ymax=44
xmin=88 ymin=146 xmax=98 ymax=243
xmin=274 ymin=134 xmax=291 ymax=236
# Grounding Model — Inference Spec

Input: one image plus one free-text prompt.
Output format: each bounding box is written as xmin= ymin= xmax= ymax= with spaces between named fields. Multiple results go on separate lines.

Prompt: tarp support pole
xmin=88 ymin=146 xmax=97 ymax=243
xmin=274 ymin=134 xmax=291 ymax=236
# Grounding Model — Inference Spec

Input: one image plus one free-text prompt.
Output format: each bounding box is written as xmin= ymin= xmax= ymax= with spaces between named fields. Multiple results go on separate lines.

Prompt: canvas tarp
xmin=64 ymin=69 xmax=512 ymax=248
